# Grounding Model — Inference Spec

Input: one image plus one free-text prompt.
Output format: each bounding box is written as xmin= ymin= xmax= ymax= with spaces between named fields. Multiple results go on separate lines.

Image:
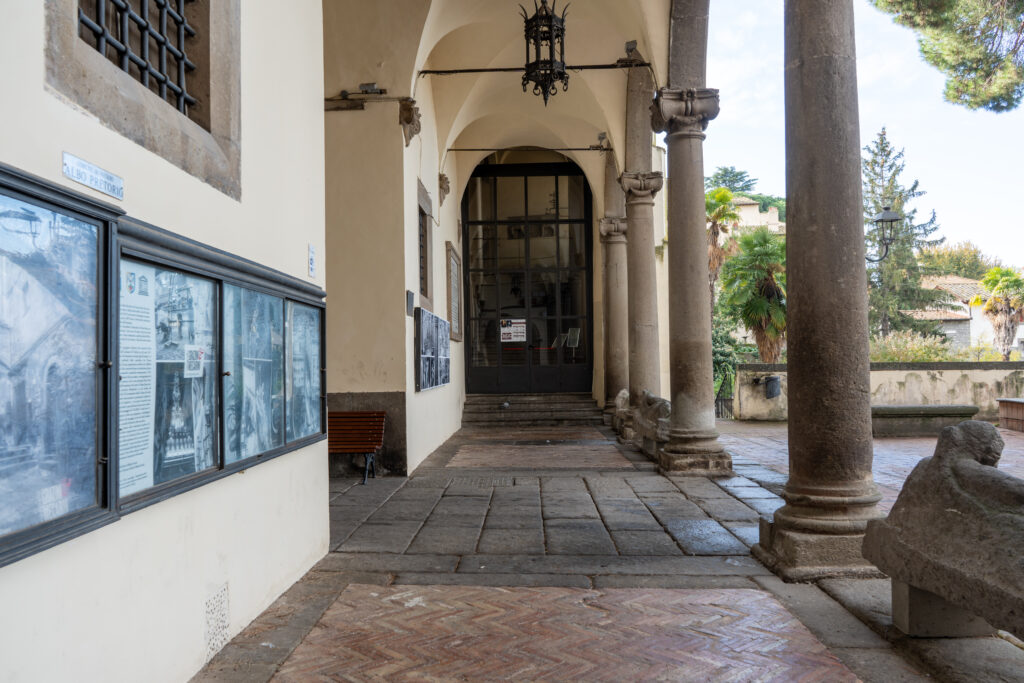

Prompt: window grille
xmin=78 ymin=0 xmax=198 ymax=117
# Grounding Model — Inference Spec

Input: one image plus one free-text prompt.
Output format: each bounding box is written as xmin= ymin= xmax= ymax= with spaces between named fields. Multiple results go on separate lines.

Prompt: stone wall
xmin=735 ymin=362 xmax=1024 ymax=421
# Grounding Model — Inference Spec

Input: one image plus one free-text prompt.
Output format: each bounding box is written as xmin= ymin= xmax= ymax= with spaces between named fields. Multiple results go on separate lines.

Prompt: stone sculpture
xmin=863 ymin=420 xmax=1024 ymax=638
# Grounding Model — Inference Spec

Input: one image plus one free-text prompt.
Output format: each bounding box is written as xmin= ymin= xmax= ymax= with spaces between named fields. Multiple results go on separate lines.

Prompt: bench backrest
xmin=328 ymin=411 xmax=386 ymax=454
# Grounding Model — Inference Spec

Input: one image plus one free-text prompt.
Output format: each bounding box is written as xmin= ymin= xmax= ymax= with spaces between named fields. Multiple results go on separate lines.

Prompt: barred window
xmin=77 ymin=0 xmax=207 ymax=126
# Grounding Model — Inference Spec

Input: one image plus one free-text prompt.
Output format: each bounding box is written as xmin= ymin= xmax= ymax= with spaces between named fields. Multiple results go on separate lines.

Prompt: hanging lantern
xmin=866 ymin=205 xmax=902 ymax=263
xmin=521 ymin=0 xmax=569 ymax=105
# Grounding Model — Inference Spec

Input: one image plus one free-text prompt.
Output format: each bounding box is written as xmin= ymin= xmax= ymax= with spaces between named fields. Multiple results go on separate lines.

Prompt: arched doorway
xmin=462 ymin=152 xmax=593 ymax=394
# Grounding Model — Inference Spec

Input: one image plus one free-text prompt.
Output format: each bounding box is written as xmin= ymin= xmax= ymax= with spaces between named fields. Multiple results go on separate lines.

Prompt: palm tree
xmin=970 ymin=266 xmax=1024 ymax=360
xmin=706 ymin=187 xmax=740 ymax=311
xmin=720 ymin=227 xmax=787 ymax=363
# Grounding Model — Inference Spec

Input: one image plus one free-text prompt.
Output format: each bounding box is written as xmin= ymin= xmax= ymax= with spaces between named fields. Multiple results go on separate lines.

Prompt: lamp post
xmin=866 ymin=205 xmax=902 ymax=263
xmin=521 ymin=0 xmax=569 ymax=105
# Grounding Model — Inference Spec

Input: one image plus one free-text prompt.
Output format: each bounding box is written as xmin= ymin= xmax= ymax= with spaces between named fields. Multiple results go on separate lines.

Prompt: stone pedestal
xmin=892 ymin=581 xmax=995 ymax=638
xmin=753 ymin=0 xmax=882 ymax=580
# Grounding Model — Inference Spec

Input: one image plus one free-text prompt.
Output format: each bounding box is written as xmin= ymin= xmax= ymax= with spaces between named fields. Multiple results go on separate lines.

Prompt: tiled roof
xmin=919 ymin=275 xmax=987 ymax=302
xmin=902 ymin=309 xmax=971 ymax=321
xmin=732 ymin=195 xmax=759 ymax=205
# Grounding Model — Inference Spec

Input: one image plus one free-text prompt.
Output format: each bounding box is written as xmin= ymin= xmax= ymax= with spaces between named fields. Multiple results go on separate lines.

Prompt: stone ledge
xmin=871 ymin=405 xmax=979 ymax=437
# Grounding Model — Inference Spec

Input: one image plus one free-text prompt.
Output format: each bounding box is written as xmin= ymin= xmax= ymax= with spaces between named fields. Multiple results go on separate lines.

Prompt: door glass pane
xmin=560 ymin=319 xmax=588 ymax=365
xmin=527 ymin=175 xmax=556 ymax=219
xmin=469 ymin=320 xmax=499 ymax=367
xmin=467 ymin=225 xmax=496 ymax=271
xmin=496 ymin=225 xmax=527 ymax=269
xmin=285 ymin=302 xmax=322 ymax=442
xmin=119 ymin=261 xmax=218 ymax=496
xmin=562 ymin=175 xmax=585 ymax=219
xmin=530 ymin=271 xmax=558 ymax=316
xmin=498 ymin=273 xmax=527 ymax=317
xmin=224 ymin=285 xmax=285 ymax=464
xmin=560 ymin=271 xmax=587 ymax=316
xmin=530 ymin=318 xmax=559 ymax=366
xmin=501 ymin=331 xmax=527 ymax=366
xmin=528 ymin=224 xmax=557 ymax=268
xmin=559 ymin=224 xmax=586 ymax=268
xmin=469 ymin=272 xmax=497 ymax=318
xmin=466 ymin=177 xmax=495 ymax=221
xmin=496 ymin=176 xmax=524 ymax=220
xmin=0 ymin=192 xmax=98 ymax=537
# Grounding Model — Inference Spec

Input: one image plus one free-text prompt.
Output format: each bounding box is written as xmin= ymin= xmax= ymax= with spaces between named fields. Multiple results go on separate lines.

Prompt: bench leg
xmin=370 ymin=451 xmax=377 ymax=480
xmin=361 ymin=453 xmax=371 ymax=485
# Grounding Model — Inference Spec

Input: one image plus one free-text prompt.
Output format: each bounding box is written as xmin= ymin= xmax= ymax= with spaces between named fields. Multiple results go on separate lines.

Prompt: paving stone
xmin=713 ymin=475 xmax=759 ymax=489
xmin=641 ymin=496 xmax=708 ymax=524
xmin=483 ymin=512 xmax=544 ymax=530
xmin=609 ymin=530 xmax=682 ymax=556
xmin=740 ymin=496 xmax=785 ymax=517
xmin=693 ymin=497 xmax=761 ymax=523
xmin=665 ymin=519 xmax=750 ymax=555
xmin=752 ymin=576 xmax=890 ymax=649
xmin=334 ymin=522 xmax=421 ymax=554
xmin=904 ymin=635 xmax=1024 ymax=683
xmin=544 ymin=519 xmax=617 ymax=555
xmin=329 ymin=520 xmax=360 ymax=550
xmin=316 ymin=553 xmax=459 ymax=574
xmin=722 ymin=524 xmax=760 ymax=547
xmin=726 ymin=486 xmax=784 ymax=500
xmin=671 ymin=477 xmax=735 ymax=500
xmin=392 ymin=573 xmax=592 ymax=588
xmin=457 ymin=554 xmax=770 ymax=576
xmin=403 ymin=477 xmax=452 ymax=489
xmin=828 ymin=647 xmax=933 ymax=683
xmin=592 ymin=575 xmax=759 ymax=589
xmin=817 ymin=578 xmax=895 ymax=634
xmin=514 ymin=476 xmax=540 ymax=488
xmin=625 ymin=475 xmax=679 ymax=493
xmin=595 ymin=500 xmax=663 ymax=530
xmin=364 ymin=501 xmax=438 ymax=523
xmin=406 ymin=523 xmax=482 ymax=555
xmin=541 ymin=476 xmax=588 ymax=492
xmin=541 ymin=495 xmax=600 ymax=519
xmin=477 ymin=528 xmax=545 ymax=554
xmin=387 ymin=488 xmax=446 ymax=503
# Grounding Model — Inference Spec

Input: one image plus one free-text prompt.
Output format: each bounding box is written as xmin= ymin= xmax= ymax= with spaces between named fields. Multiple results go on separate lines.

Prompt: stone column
xmin=602 ymin=154 xmax=629 ymax=415
xmin=651 ymin=0 xmax=730 ymax=473
xmin=753 ymin=0 xmax=882 ymax=581
xmin=622 ymin=52 xmax=662 ymax=416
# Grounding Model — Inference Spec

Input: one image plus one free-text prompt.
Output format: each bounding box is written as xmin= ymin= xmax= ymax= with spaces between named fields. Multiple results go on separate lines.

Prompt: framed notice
xmin=445 ymin=241 xmax=463 ymax=342
xmin=416 ymin=307 xmax=451 ymax=391
xmin=500 ymin=318 xmax=526 ymax=343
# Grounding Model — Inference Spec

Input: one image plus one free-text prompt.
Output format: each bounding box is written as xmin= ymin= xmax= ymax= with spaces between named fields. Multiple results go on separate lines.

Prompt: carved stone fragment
xmin=618 ymin=171 xmax=663 ymax=203
xmin=438 ymin=173 xmax=450 ymax=206
xmin=399 ymin=98 xmax=421 ymax=146
xmin=862 ymin=420 xmax=1024 ymax=638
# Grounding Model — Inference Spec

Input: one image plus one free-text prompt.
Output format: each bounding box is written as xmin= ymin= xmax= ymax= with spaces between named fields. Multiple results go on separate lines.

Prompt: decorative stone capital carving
xmin=651 ymin=87 xmax=720 ymax=138
xmin=619 ymin=171 xmax=663 ymax=204
xmin=399 ymin=98 xmax=421 ymax=146
xmin=599 ymin=217 xmax=627 ymax=243
xmin=439 ymin=173 xmax=451 ymax=206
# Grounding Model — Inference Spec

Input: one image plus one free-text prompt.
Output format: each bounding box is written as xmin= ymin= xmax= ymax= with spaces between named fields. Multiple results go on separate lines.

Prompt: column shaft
xmin=602 ymin=154 xmax=628 ymax=412
xmin=753 ymin=0 xmax=882 ymax=581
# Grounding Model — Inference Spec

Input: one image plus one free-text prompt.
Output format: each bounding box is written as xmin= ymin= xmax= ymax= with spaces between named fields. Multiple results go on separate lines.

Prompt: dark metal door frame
xmin=462 ymin=161 xmax=594 ymax=394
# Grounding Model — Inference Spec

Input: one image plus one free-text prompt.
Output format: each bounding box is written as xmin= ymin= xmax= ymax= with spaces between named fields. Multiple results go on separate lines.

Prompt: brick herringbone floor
xmin=272 ymin=585 xmax=857 ymax=682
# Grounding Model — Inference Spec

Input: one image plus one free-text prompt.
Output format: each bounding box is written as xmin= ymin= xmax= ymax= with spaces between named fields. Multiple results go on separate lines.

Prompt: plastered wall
xmin=0 ymin=2 xmax=328 ymax=681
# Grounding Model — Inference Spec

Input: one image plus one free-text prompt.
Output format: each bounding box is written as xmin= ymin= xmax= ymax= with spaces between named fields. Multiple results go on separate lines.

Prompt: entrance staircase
xmin=462 ymin=393 xmax=604 ymax=428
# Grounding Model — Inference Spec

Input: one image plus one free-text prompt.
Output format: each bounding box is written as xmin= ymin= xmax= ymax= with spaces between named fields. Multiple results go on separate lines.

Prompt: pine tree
xmin=862 ymin=128 xmax=946 ymax=336
xmin=704 ymin=166 xmax=757 ymax=193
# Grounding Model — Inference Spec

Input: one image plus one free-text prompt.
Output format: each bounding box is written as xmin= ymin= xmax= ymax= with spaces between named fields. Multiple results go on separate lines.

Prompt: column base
xmin=659 ymin=429 xmax=733 ymax=475
xmin=752 ymin=517 xmax=885 ymax=582
xmin=892 ymin=580 xmax=995 ymax=638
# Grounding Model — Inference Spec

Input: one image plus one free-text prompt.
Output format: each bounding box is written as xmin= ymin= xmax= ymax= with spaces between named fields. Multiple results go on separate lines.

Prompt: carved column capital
xmin=438 ymin=173 xmax=451 ymax=205
xmin=600 ymin=217 xmax=628 ymax=243
xmin=619 ymin=171 xmax=663 ymax=204
xmin=399 ymin=98 xmax=421 ymax=146
xmin=651 ymin=87 xmax=720 ymax=139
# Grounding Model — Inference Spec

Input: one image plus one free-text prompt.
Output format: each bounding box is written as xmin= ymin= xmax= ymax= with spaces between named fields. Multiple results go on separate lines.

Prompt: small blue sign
xmin=62 ymin=152 xmax=124 ymax=200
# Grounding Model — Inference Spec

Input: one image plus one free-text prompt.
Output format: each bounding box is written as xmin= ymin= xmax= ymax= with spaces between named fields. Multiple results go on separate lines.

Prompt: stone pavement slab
xmin=667 ymin=519 xmax=750 ymax=555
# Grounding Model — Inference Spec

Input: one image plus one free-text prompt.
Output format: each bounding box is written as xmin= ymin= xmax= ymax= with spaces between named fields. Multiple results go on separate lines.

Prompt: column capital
xmin=599 ymin=217 xmax=627 ymax=243
xmin=619 ymin=171 xmax=663 ymax=204
xmin=651 ymin=87 xmax=720 ymax=139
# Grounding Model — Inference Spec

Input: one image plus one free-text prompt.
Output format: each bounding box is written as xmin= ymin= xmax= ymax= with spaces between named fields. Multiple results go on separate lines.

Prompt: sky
xmin=702 ymin=0 xmax=1024 ymax=269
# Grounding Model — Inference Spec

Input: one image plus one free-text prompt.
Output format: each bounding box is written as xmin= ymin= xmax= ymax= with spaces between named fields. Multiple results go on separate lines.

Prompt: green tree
xmin=705 ymin=166 xmax=757 ymax=193
xmin=706 ymin=187 xmax=741 ymax=311
xmin=918 ymin=241 xmax=1001 ymax=279
xmin=863 ymin=128 xmax=947 ymax=336
xmin=873 ymin=0 xmax=1024 ymax=111
xmin=970 ymin=266 xmax=1024 ymax=360
xmin=720 ymin=227 xmax=787 ymax=363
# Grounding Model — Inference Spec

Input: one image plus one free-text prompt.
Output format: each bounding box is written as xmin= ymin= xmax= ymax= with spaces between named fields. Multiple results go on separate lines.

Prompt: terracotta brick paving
xmin=272 ymin=585 xmax=857 ymax=682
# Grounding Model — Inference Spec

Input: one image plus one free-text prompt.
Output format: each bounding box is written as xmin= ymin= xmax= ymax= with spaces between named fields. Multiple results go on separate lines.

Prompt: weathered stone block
xmin=870 ymin=404 xmax=979 ymax=437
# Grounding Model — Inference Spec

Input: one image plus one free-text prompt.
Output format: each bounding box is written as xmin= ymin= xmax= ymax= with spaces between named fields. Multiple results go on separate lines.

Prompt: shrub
xmin=869 ymin=330 xmax=957 ymax=362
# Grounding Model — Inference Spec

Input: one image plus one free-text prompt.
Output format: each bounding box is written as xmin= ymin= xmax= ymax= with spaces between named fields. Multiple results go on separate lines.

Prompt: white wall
xmin=0 ymin=2 xmax=328 ymax=681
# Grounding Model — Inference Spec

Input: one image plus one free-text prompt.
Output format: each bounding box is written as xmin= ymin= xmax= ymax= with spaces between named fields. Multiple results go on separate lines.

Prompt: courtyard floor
xmin=195 ymin=421 xmax=1024 ymax=682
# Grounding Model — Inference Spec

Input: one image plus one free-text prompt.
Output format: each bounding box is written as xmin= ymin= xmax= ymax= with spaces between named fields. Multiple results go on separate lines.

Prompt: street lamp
xmin=521 ymin=0 xmax=569 ymax=105
xmin=866 ymin=205 xmax=902 ymax=263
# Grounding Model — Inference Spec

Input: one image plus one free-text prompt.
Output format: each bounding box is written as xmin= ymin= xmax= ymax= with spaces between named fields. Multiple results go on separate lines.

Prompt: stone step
xmin=464 ymin=393 xmax=596 ymax=405
xmin=463 ymin=403 xmax=602 ymax=414
xmin=460 ymin=417 xmax=605 ymax=428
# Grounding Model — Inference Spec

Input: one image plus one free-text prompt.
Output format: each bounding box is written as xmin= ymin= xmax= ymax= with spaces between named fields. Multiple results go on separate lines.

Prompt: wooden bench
xmin=328 ymin=411 xmax=385 ymax=484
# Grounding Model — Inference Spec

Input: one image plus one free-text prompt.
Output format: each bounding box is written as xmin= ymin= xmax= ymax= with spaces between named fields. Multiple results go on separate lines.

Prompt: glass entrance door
xmin=463 ymin=162 xmax=592 ymax=394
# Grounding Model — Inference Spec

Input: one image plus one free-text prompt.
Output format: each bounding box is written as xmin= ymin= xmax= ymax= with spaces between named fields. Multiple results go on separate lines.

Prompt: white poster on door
xmin=500 ymin=318 xmax=527 ymax=343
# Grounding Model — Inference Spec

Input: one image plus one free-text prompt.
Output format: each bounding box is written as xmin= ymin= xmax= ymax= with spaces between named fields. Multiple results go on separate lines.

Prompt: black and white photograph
xmin=415 ymin=307 xmax=451 ymax=391
xmin=0 ymin=192 xmax=98 ymax=537
xmin=286 ymin=302 xmax=321 ymax=442
xmin=224 ymin=286 xmax=284 ymax=463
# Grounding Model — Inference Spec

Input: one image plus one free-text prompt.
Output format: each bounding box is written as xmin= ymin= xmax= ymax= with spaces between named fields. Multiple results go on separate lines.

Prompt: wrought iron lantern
xmin=521 ymin=0 xmax=569 ymax=105
xmin=866 ymin=205 xmax=902 ymax=263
